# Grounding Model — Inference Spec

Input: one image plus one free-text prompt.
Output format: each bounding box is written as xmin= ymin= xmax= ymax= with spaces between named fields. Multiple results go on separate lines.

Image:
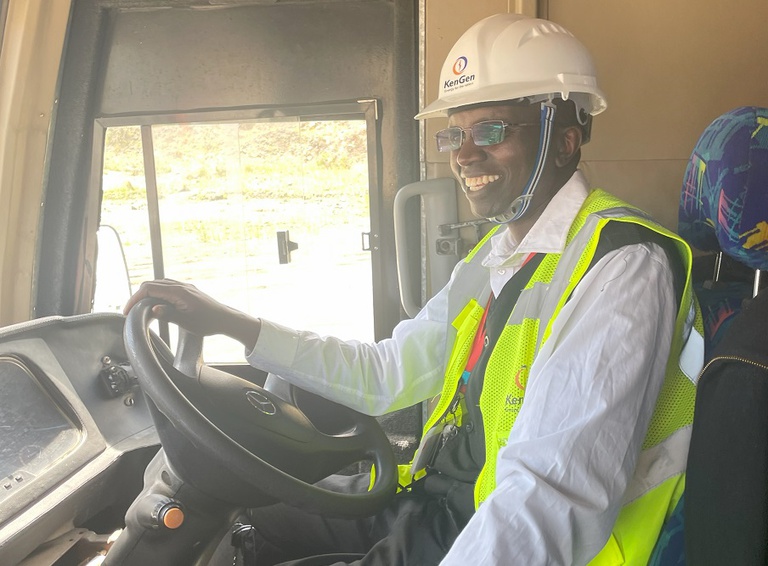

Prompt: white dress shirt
xmin=247 ymin=171 xmax=679 ymax=565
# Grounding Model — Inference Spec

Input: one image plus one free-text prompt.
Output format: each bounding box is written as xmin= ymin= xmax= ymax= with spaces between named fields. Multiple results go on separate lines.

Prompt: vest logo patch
xmin=514 ymin=365 xmax=528 ymax=391
xmin=504 ymin=365 xmax=528 ymax=412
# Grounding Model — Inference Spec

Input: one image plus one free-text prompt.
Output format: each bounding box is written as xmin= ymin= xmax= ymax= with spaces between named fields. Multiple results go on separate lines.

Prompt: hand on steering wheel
xmin=124 ymin=297 xmax=397 ymax=518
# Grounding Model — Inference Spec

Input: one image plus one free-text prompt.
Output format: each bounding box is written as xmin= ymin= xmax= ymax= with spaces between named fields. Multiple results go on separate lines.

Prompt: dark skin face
xmin=448 ymin=103 xmax=583 ymax=241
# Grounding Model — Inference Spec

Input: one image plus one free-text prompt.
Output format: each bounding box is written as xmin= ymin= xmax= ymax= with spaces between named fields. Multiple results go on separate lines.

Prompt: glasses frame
xmin=434 ymin=120 xmax=539 ymax=152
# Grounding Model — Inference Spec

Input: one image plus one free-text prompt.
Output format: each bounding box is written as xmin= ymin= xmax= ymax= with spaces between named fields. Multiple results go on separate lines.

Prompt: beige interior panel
xmin=549 ymin=0 xmax=768 ymax=229
xmin=0 ymin=0 xmax=71 ymax=325
xmin=549 ymin=0 xmax=768 ymax=162
xmin=580 ymin=160 xmax=688 ymax=231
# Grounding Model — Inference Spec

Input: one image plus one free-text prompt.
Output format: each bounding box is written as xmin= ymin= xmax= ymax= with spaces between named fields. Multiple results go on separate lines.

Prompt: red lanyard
xmin=460 ymin=252 xmax=537 ymax=392
xmin=460 ymin=295 xmax=492 ymax=391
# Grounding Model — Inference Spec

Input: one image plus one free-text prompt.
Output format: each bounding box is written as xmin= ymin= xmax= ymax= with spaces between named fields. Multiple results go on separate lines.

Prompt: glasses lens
xmin=435 ymin=127 xmax=464 ymax=152
xmin=471 ymin=121 xmax=506 ymax=146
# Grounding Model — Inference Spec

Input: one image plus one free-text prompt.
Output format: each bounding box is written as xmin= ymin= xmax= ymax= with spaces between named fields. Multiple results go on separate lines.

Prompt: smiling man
xmin=444 ymin=100 xmax=582 ymax=242
xmin=126 ymin=13 xmax=703 ymax=566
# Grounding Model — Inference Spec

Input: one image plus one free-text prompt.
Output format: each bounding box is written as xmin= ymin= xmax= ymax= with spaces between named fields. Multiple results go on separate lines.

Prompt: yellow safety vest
xmin=402 ymin=190 xmax=704 ymax=565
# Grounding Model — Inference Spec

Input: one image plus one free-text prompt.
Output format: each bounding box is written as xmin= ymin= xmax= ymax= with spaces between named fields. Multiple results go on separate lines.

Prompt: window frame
xmin=83 ymin=100 xmax=384 ymax=342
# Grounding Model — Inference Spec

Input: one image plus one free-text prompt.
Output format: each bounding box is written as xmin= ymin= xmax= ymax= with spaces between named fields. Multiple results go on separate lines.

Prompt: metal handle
xmin=393 ymin=178 xmax=459 ymax=318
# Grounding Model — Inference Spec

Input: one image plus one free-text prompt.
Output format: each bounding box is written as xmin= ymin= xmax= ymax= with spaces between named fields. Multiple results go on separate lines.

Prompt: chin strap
xmin=489 ymin=101 xmax=557 ymax=224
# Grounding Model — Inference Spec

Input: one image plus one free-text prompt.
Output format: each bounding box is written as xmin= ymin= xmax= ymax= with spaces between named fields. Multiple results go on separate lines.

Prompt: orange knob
xmin=159 ymin=505 xmax=185 ymax=529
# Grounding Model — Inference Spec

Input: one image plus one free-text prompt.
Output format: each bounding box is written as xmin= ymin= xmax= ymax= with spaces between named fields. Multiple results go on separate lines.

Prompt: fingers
xmin=123 ymin=279 xmax=199 ymax=315
xmin=151 ymin=304 xmax=172 ymax=320
xmin=123 ymin=278 xmax=260 ymax=345
xmin=123 ymin=281 xmax=152 ymax=314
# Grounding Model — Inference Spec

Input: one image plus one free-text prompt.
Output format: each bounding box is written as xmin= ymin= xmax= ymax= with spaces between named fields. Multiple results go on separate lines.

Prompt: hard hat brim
xmin=415 ymin=83 xmax=608 ymax=120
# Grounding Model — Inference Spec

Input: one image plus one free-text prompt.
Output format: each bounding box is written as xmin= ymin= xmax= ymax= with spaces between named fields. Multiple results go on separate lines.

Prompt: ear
xmin=554 ymin=126 xmax=583 ymax=168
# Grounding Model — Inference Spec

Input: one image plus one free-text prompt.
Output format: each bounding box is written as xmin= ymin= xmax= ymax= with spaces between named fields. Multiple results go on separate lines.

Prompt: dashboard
xmin=0 ymin=313 xmax=159 ymax=565
xmin=0 ymin=311 xmax=413 ymax=565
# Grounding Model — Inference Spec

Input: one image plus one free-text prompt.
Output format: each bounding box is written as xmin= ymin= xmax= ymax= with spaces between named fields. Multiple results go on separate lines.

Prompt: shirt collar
xmin=483 ymin=170 xmax=590 ymax=270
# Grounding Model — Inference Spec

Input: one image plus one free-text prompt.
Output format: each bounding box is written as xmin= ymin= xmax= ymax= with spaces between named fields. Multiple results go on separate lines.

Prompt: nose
xmin=454 ymin=136 xmax=486 ymax=167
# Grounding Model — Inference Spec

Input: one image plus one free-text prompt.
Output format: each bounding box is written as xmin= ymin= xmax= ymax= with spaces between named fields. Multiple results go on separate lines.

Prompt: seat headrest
xmin=679 ymin=106 xmax=768 ymax=270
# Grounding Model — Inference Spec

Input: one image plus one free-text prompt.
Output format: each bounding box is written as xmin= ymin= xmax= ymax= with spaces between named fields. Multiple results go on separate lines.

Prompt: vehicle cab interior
xmin=1 ymin=1 xmax=767 ymax=565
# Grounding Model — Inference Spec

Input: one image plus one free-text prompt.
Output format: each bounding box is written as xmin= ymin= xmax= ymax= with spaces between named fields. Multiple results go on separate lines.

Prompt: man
xmin=125 ymin=14 xmax=703 ymax=565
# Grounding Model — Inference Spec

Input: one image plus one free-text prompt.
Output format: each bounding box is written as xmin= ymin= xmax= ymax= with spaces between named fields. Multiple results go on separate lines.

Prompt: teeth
xmin=464 ymin=174 xmax=500 ymax=191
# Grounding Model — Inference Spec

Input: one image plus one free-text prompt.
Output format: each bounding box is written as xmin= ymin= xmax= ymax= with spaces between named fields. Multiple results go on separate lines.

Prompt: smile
xmin=463 ymin=174 xmax=500 ymax=192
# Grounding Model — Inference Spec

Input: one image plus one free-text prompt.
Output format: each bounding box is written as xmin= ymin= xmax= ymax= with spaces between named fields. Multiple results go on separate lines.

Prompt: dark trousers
xmin=216 ymin=474 xmax=462 ymax=566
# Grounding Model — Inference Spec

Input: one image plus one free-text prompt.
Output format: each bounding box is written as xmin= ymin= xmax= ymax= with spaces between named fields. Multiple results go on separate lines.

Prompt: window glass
xmin=97 ymin=119 xmax=374 ymax=363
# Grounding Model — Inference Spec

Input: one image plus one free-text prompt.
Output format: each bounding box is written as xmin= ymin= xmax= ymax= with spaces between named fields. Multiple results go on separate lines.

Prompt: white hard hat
xmin=416 ymin=13 xmax=607 ymax=120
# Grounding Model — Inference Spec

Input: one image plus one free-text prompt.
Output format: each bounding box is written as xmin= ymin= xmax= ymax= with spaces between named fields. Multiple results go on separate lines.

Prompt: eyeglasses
xmin=434 ymin=120 xmax=538 ymax=152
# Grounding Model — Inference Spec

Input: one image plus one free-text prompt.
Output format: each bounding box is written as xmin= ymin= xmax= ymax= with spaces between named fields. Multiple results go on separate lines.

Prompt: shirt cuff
xmin=245 ymin=318 xmax=301 ymax=369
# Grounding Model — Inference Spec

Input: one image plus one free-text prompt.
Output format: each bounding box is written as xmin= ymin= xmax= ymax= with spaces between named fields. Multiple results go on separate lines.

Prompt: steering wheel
xmin=123 ymin=298 xmax=397 ymax=518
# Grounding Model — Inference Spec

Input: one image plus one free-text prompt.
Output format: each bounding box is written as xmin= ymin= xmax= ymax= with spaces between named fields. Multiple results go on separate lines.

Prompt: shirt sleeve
xmin=244 ymin=266 xmax=455 ymax=416
xmin=440 ymin=242 xmax=679 ymax=565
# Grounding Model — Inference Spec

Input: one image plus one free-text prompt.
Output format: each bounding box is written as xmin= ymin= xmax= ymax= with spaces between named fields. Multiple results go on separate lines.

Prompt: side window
xmin=94 ymin=109 xmax=378 ymax=363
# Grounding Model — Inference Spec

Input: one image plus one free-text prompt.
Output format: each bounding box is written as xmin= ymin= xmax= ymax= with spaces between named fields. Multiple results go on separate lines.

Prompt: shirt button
xmin=466 ymin=422 xmax=474 ymax=432
xmin=497 ymin=269 xmax=506 ymax=275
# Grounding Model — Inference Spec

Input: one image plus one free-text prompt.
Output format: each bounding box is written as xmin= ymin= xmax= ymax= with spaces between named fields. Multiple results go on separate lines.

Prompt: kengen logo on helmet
xmin=452 ymin=56 xmax=468 ymax=75
xmin=444 ymin=56 xmax=475 ymax=92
